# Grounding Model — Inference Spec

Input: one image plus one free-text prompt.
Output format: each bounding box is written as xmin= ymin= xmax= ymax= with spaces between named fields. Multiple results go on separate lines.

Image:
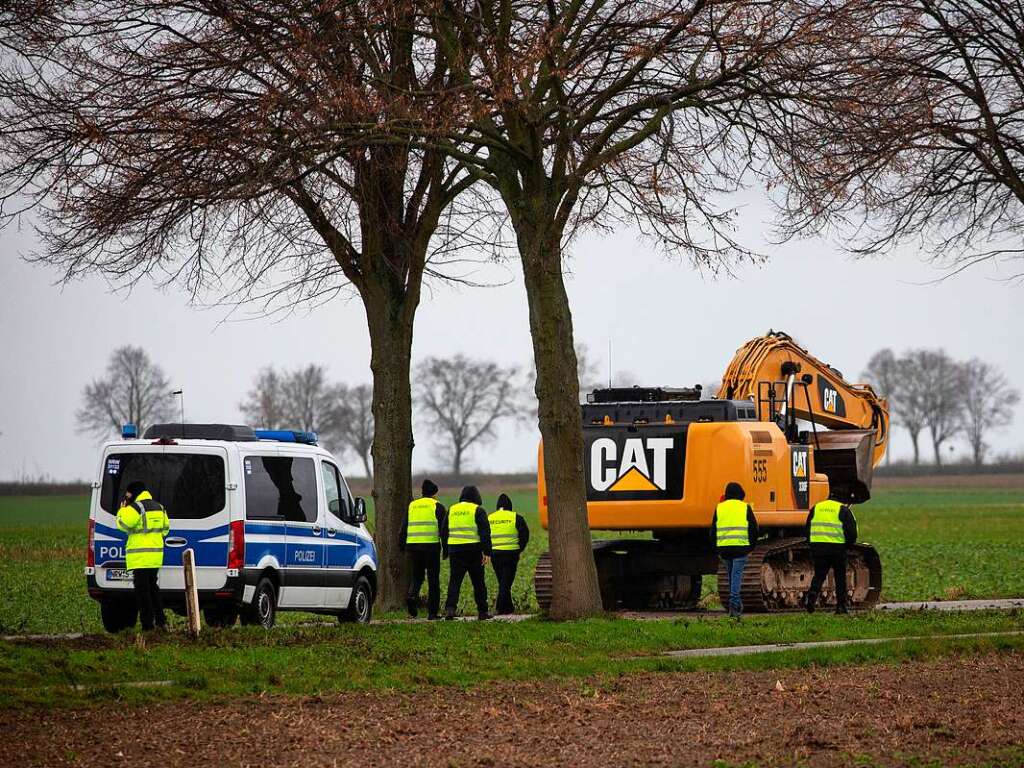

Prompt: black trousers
xmin=406 ymin=547 xmax=441 ymax=616
xmin=490 ymin=551 xmax=520 ymax=615
xmin=807 ymin=546 xmax=848 ymax=608
xmin=445 ymin=548 xmax=488 ymax=614
xmin=132 ymin=567 xmax=166 ymax=630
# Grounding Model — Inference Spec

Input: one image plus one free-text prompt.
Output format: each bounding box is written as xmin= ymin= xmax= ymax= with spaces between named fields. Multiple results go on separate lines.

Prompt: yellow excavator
xmin=534 ymin=331 xmax=889 ymax=612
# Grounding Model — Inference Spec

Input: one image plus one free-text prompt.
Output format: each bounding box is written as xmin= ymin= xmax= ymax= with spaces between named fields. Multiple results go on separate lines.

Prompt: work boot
xmin=835 ymin=604 xmax=850 ymax=615
xmin=477 ymin=612 xmax=492 ymax=621
xmin=427 ymin=613 xmax=442 ymax=621
xmin=804 ymin=592 xmax=817 ymax=614
xmin=405 ymin=596 xmax=418 ymax=618
xmin=444 ymin=608 xmax=456 ymax=621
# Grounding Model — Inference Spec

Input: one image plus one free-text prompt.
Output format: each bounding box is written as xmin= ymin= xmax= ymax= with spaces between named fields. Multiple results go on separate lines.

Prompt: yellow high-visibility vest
xmin=447 ymin=501 xmax=481 ymax=545
xmin=715 ymin=499 xmax=750 ymax=549
xmin=116 ymin=491 xmax=170 ymax=570
xmin=406 ymin=497 xmax=440 ymax=545
xmin=809 ymin=499 xmax=846 ymax=544
xmin=488 ymin=510 xmax=519 ymax=551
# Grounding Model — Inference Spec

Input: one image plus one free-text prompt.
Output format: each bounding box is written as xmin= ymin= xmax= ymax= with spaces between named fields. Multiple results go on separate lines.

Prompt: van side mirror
xmin=328 ymin=498 xmax=341 ymax=516
xmin=351 ymin=497 xmax=367 ymax=524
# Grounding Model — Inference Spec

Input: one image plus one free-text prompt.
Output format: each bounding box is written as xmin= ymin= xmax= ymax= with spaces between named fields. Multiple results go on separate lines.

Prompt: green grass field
xmin=0 ymin=483 xmax=1022 ymax=634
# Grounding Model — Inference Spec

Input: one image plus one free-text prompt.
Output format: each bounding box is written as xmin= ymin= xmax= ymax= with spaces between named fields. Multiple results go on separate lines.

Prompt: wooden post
xmin=182 ymin=548 xmax=201 ymax=638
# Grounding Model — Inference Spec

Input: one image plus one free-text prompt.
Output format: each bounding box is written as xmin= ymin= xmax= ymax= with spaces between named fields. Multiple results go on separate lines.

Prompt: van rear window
xmin=101 ymin=453 xmax=226 ymax=519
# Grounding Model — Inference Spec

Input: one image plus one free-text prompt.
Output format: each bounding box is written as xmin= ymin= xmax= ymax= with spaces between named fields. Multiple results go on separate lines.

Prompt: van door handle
xmin=311 ymin=525 xmax=322 ymax=535
xmin=165 ymin=537 xmax=188 ymax=548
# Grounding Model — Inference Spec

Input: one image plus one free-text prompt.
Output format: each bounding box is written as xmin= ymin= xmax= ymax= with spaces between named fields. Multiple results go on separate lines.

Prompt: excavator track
xmin=717 ymin=537 xmax=882 ymax=612
xmin=534 ymin=552 xmax=554 ymax=612
xmin=534 ymin=544 xmax=705 ymax=613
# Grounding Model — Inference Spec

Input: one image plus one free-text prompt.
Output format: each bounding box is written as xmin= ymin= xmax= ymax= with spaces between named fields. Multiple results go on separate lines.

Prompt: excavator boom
xmin=720 ymin=331 xmax=890 ymax=468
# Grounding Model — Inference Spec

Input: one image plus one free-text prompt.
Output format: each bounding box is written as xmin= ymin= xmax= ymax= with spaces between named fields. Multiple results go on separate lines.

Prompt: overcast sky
xmin=2 ymin=191 xmax=1022 ymax=482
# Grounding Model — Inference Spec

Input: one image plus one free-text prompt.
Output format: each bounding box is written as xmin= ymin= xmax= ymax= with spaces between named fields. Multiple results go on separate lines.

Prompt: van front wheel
xmin=242 ymin=578 xmax=277 ymax=629
xmin=339 ymin=576 xmax=373 ymax=624
xmin=100 ymin=600 xmax=138 ymax=633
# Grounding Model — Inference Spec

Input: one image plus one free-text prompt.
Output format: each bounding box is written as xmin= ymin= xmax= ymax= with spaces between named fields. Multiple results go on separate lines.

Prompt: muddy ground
xmin=3 ymin=652 xmax=1022 ymax=767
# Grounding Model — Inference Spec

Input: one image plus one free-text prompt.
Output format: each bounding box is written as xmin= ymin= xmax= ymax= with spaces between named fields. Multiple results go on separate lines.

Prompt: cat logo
xmin=585 ymin=428 xmax=686 ymax=501
xmin=817 ymin=376 xmax=847 ymax=417
xmin=792 ymin=449 xmax=808 ymax=479
xmin=791 ymin=446 xmax=810 ymax=509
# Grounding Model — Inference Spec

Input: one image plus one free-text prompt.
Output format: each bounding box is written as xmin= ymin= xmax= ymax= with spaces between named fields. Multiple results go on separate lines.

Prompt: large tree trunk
xmin=932 ymin=433 xmax=943 ymax=465
xmin=515 ymin=219 xmax=603 ymax=620
xmin=364 ymin=296 xmax=415 ymax=611
xmin=909 ymin=430 xmax=920 ymax=465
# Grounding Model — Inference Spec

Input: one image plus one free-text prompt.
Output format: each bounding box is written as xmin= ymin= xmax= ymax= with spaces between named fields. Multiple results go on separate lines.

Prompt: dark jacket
xmin=514 ymin=514 xmax=530 ymax=552
xmin=804 ymin=503 xmax=858 ymax=547
xmin=440 ymin=505 xmax=492 ymax=558
xmin=495 ymin=493 xmax=530 ymax=553
xmin=398 ymin=499 xmax=446 ymax=553
xmin=709 ymin=504 xmax=759 ymax=557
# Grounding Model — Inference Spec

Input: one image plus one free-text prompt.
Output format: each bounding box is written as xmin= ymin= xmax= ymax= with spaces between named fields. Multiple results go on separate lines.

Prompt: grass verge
xmin=2 ymin=609 xmax=1022 ymax=709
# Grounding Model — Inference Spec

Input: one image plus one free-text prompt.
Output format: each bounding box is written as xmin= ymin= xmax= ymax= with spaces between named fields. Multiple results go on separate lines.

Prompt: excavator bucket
xmin=812 ymin=429 xmax=876 ymax=503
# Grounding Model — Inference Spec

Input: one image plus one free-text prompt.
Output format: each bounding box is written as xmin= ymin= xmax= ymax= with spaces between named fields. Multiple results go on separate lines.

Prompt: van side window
xmin=321 ymin=461 xmax=349 ymax=521
xmin=244 ymin=456 xmax=319 ymax=523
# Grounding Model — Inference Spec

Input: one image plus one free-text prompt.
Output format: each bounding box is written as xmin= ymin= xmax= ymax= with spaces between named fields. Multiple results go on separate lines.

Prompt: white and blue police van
xmin=85 ymin=423 xmax=378 ymax=631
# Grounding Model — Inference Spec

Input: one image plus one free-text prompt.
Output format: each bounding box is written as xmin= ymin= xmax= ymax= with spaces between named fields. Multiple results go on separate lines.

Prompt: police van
xmin=85 ymin=423 xmax=378 ymax=631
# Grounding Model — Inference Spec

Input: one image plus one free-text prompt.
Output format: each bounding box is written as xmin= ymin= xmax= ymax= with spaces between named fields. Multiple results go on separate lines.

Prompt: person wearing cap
xmin=116 ymin=480 xmax=170 ymax=631
xmin=399 ymin=479 xmax=447 ymax=620
xmin=488 ymin=493 xmax=530 ymax=615
xmin=441 ymin=485 xmax=492 ymax=620
xmin=709 ymin=481 xmax=759 ymax=619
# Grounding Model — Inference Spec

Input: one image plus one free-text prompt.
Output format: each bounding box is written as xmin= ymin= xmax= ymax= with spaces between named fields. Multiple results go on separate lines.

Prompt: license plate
xmin=105 ymin=568 xmax=132 ymax=582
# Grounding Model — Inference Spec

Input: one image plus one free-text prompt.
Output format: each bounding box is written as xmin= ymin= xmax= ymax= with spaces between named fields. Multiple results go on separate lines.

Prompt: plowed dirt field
xmin=4 ymin=651 xmax=1022 ymax=767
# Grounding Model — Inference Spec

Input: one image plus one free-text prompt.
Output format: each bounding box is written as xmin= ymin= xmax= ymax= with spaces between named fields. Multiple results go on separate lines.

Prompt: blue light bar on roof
xmin=254 ymin=429 xmax=318 ymax=445
xmin=122 ymin=423 xmax=138 ymax=439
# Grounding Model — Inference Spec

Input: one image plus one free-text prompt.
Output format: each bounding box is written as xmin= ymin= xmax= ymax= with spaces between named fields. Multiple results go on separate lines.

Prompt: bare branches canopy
xmin=76 ymin=346 xmax=174 ymax=439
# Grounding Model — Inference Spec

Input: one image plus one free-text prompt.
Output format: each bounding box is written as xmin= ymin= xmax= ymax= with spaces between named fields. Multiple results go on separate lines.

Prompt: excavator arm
xmin=720 ymin=331 xmax=889 ymax=501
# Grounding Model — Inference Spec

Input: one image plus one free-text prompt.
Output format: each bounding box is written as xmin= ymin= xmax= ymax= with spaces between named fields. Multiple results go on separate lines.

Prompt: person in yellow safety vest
xmin=116 ymin=481 xmax=170 ymax=631
xmin=441 ymin=485 xmax=492 ymax=621
xmin=803 ymin=489 xmax=858 ymax=614
xmin=709 ymin=482 xmax=759 ymax=619
xmin=488 ymin=493 xmax=531 ymax=615
xmin=399 ymin=479 xmax=446 ymax=620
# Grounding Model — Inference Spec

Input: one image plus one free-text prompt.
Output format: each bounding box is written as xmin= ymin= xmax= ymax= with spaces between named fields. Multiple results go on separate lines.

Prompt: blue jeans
xmin=723 ymin=555 xmax=748 ymax=616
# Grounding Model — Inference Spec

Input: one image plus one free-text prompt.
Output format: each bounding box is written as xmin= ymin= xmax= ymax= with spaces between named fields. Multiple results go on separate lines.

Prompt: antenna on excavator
xmin=608 ymin=339 xmax=613 ymax=388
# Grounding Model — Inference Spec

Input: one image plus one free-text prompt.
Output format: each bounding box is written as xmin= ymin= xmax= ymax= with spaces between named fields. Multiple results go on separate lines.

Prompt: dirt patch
xmin=3 ymin=652 xmax=1023 ymax=767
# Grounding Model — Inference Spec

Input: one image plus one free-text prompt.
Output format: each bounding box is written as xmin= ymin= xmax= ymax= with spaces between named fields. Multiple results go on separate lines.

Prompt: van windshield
xmin=101 ymin=452 xmax=226 ymax=519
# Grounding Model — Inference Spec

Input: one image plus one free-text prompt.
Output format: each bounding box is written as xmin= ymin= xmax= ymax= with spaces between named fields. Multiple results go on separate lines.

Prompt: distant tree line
xmin=76 ymin=343 xmax=619 ymax=480
xmin=863 ymin=350 xmax=1020 ymax=466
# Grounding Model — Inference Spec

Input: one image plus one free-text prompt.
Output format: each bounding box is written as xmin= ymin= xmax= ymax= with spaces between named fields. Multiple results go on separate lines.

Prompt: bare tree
xmin=862 ymin=350 xmax=900 ymax=464
xmin=779 ymin=1 xmax=1024 ymax=275
xmin=909 ymin=350 xmax=965 ymax=465
xmin=961 ymin=359 xmax=1020 ymax=466
xmin=415 ymin=355 xmax=522 ymax=476
xmin=77 ymin=346 xmax=174 ymax=439
xmin=239 ymin=368 xmax=289 ymax=431
xmin=428 ymin=0 xmax=879 ymax=616
xmin=332 ymin=384 xmax=375 ymax=480
xmin=0 ymin=1 xmax=486 ymax=609
xmin=280 ymin=365 xmax=338 ymax=439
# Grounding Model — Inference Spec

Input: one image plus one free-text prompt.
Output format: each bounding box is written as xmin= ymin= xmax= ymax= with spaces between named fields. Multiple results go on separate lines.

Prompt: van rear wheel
xmin=100 ymin=600 xmax=138 ymax=633
xmin=339 ymin=576 xmax=373 ymax=624
xmin=241 ymin=578 xmax=277 ymax=629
